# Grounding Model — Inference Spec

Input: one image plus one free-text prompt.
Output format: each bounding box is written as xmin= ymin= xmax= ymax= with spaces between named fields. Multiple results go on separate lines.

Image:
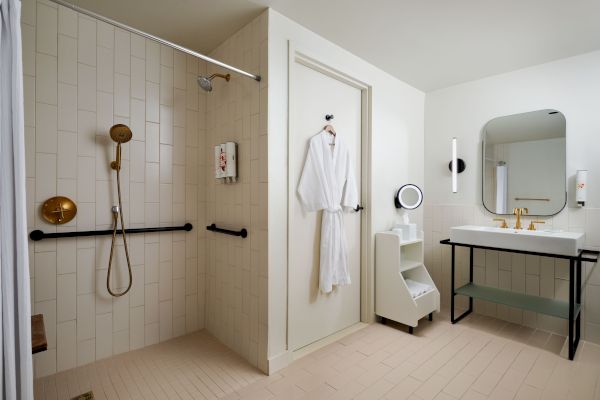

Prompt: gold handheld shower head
xmin=109 ymin=124 xmax=132 ymax=170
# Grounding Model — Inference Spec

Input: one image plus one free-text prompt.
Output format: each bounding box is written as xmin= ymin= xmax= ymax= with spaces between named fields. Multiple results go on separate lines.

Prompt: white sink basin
xmin=450 ymin=225 xmax=585 ymax=256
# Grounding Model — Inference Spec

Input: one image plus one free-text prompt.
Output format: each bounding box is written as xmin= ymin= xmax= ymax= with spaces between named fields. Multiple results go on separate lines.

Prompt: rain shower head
xmin=197 ymin=73 xmax=231 ymax=92
xmin=109 ymin=124 xmax=132 ymax=143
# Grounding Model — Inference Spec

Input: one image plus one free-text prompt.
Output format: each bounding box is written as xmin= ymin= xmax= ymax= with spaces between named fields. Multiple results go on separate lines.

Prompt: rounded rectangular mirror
xmin=482 ymin=109 xmax=566 ymax=216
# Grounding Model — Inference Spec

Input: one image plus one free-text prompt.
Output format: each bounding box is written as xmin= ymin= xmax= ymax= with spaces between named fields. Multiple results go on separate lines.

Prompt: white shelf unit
xmin=375 ymin=231 xmax=440 ymax=332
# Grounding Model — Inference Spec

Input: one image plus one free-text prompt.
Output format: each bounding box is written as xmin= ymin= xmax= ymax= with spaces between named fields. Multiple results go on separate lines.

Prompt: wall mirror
xmin=395 ymin=184 xmax=423 ymax=209
xmin=482 ymin=109 xmax=566 ymax=216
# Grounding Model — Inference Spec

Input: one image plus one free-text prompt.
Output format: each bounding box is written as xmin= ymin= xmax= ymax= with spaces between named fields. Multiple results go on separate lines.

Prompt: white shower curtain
xmin=0 ymin=0 xmax=34 ymax=398
xmin=495 ymin=163 xmax=508 ymax=214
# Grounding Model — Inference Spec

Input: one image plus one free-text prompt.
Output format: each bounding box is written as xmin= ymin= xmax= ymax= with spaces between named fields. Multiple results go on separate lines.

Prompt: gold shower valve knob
xmin=42 ymin=196 xmax=77 ymax=225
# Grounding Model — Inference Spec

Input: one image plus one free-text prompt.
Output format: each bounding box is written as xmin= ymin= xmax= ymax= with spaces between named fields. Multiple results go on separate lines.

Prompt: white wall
xmin=424 ymin=50 xmax=600 ymax=343
xmin=267 ymin=9 xmax=425 ymax=372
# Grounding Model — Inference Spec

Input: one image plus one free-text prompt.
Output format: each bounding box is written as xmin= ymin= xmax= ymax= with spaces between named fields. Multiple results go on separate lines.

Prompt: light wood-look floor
xmin=35 ymin=314 xmax=600 ymax=400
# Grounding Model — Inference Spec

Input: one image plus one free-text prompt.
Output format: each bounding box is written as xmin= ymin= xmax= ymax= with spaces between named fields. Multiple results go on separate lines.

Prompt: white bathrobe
xmin=298 ymin=130 xmax=358 ymax=293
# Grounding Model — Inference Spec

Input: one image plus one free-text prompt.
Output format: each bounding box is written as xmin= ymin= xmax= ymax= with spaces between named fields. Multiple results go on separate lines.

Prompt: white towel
xmin=405 ymin=279 xmax=432 ymax=298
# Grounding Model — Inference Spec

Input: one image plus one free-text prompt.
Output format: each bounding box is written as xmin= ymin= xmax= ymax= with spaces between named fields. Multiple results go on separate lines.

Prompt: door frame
xmin=287 ymin=41 xmax=373 ymax=352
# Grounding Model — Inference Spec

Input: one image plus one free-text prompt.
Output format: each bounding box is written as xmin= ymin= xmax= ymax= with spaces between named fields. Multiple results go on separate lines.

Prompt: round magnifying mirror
xmin=394 ymin=184 xmax=423 ymax=209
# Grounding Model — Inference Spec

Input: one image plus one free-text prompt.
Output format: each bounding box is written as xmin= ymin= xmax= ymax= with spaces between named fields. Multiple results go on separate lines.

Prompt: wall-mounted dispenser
xmin=576 ymin=170 xmax=588 ymax=207
xmin=214 ymin=141 xmax=238 ymax=183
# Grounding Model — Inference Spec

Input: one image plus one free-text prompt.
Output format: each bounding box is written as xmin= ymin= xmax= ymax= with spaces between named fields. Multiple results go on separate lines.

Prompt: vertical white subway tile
xmin=145 ymin=162 xmax=159 ymax=202
xmin=172 ymin=241 xmax=185 ymax=279
xmin=76 ymin=203 xmax=95 ymax=231
xmin=130 ymin=182 xmax=145 ymax=224
xmin=58 ymin=83 xmax=77 ymax=132
xmin=36 ymin=3 xmax=57 ymax=56
xmin=77 ymin=63 xmax=97 ymax=111
xmin=145 ymin=41 xmax=160 ymax=83
xmin=130 ymin=99 xmax=145 ymax=141
xmin=78 ymin=16 xmax=96 ymax=66
xmin=113 ymin=330 xmax=130 ymax=355
xmin=185 ymin=110 xmax=198 ymax=147
xmin=130 ymin=140 xmax=145 ymax=182
xmin=57 ymin=132 xmax=77 ymax=179
xmin=57 ymin=273 xmax=76 ymax=322
xmin=185 ymin=258 xmax=197 ymax=295
xmin=35 ymin=153 xmax=56 ymax=202
xmin=159 ymin=300 xmax=173 ymax=341
xmin=34 ymin=350 xmax=56 ymax=378
xmin=159 ymin=261 xmax=172 ymax=301
xmin=144 ymin=283 xmax=159 ymax=323
xmin=131 ymin=57 xmax=145 ymax=100
xmin=185 ymin=294 xmax=198 ymax=333
xmin=114 ymin=73 xmax=130 ymax=117
xmin=186 ymin=73 xmax=198 ymax=111
xmin=130 ymin=265 xmax=145 ymax=308
xmin=95 ymin=269 xmax=112 ymax=315
xmin=159 ymin=106 xmax=173 ymax=144
xmin=145 ymin=203 xmax=159 ymax=227
xmin=77 ymin=338 xmax=95 ymax=366
xmin=173 ymin=88 xmax=186 ymax=128
xmin=159 ymin=66 xmax=173 ymax=106
xmin=144 ymin=243 xmax=159 ymax=283
xmin=56 ymin=238 xmax=76 ymax=274
xmin=77 ymin=156 xmax=95 ymax=202
xmin=97 ymin=21 xmax=114 ymax=49
xmin=95 ymin=313 xmax=113 ymax=360
xmin=24 ymin=76 xmax=36 ymax=127
xmin=114 ymin=29 xmax=131 ymax=75
xmin=113 ymin=294 xmax=129 ymax=332
xmin=35 ymin=252 xmax=56 ymax=301
xmin=145 ymin=82 xmax=159 ymax=123
xmin=131 ymin=35 xmax=145 ymax=59
xmin=77 ymin=293 xmax=95 ymax=341
xmin=77 ymin=247 xmax=95 ymax=295
xmin=96 ymin=91 xmax=114 ymax=134
xmin=58 ymin=35 xmax=77 ymax=85
xmin=160 ymin=184 xmax=173 ymax=223
xmin=159 ymin=145 xmax=173 ymax=183
xmin=130 ymin=306 xmax=145 ymax=350
xmin=56 ymin=320 xmax=76 ymax=372
xmin=35 ymin=103 xmax=57 ymax=153
xmin=58 ymin=7 xmax=77 ymax=38
xmin=160 ymin=45 xmax=173 ymax=67
xmin=97 ymin=46 xmax=114 ymax=93
xmin=174 ymin=51 xmax=186 ymax=90
xmin=36 ymin=54 xmax=58 ymax=104
xmin=22 ymin=0 xmax=36 ymax=26
xmin=144 ymin=322 xmax=159 ymax=346
xmin=173 ymin=279 xmax=185 ymax=317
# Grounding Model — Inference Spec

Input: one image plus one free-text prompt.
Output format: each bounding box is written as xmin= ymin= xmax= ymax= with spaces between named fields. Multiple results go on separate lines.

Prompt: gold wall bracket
xmin=42 ymin=196 xmax=77 ymax=224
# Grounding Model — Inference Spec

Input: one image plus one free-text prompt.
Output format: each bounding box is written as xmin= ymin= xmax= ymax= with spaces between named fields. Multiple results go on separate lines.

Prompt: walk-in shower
xmin=107 ymin=124 xmax=133 ymax=297
xmin=197 ymin=73 xmax=231 ymax=92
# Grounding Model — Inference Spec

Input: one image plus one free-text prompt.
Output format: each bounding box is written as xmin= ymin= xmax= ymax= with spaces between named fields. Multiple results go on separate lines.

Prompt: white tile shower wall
xmin=204 ymin=11 xmax=269 ymax=372
xmin=23 ymin=0 xmax=206 ymax=377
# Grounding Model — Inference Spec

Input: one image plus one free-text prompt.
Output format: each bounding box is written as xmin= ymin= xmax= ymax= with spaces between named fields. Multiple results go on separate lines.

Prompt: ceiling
xmin=69 ymin=0 xmax=600 ymax=92
xmin=252 ymin=0 xmax=600 ymax=91
xmin=71 ymin=0 xmax=266 ymax=55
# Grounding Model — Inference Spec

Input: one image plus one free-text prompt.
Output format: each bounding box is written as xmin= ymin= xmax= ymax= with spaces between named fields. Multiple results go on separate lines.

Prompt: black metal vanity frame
xmin=440 ymin=238 xmax=599 ymax=360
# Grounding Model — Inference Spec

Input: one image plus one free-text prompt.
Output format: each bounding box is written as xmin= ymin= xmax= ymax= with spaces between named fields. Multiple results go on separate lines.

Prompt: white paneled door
xmin=289 ymin=59 xmax=363 ymax=351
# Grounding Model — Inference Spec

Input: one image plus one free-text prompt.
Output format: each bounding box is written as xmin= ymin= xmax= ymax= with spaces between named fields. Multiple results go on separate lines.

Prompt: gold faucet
xmin=493 ymin=218 xmax=508 ymax=228
xmin=513 ymin=208 xmax=528 ymax=229
xmin=528 ymin=220 xmax=545 ymax=231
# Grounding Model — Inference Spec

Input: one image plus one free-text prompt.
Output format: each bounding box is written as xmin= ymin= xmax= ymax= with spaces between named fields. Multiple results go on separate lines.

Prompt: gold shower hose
xmin=107 ymin=159 xmax=133 ymax=297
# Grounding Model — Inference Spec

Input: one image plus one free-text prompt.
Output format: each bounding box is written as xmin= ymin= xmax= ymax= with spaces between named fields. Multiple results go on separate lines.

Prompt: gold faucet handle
xmin=493 ymin=218 xmax=508 ymax=228
xmin=522 ymin=207 xmax=529 ymax=215
xmin=528 ymin=220 xmax=545 ymax=231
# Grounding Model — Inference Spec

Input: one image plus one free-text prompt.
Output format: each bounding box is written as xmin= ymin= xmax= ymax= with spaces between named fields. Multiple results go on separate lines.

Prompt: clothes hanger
xmin=323 ymin=114 xmax=336 ymax=146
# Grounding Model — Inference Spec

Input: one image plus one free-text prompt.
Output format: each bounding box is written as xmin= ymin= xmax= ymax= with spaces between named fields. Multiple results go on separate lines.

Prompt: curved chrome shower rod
xmin=48 ymin=0 xmax=262 ymax=82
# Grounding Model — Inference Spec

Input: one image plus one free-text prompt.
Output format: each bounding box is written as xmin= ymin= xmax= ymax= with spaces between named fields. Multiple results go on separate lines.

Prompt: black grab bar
xmin=206 ymin=223 xmax=247 ymax=238
xmin=29 ymin=223 xmax=193 ymax=241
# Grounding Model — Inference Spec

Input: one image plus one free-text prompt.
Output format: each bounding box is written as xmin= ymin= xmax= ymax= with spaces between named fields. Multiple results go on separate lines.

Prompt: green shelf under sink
xmin=455 ymin=283 xmax=580 ymax=320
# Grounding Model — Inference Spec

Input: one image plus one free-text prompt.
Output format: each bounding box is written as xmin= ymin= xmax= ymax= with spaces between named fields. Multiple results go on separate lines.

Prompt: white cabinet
xmin=375 ymin=232 xmax=440 ymax=333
